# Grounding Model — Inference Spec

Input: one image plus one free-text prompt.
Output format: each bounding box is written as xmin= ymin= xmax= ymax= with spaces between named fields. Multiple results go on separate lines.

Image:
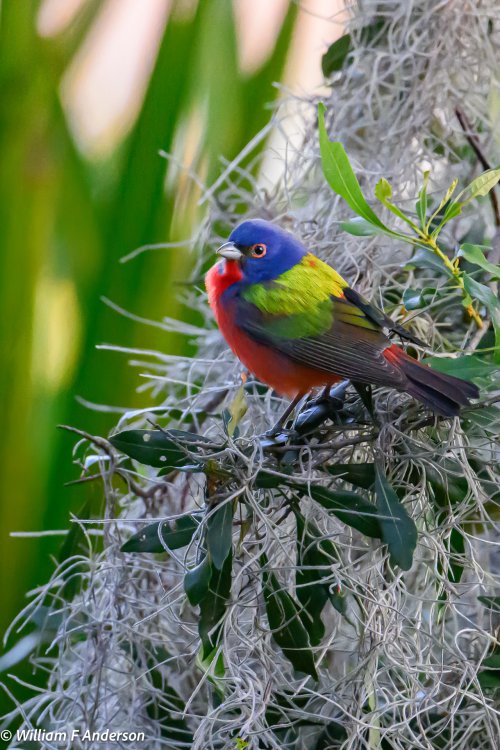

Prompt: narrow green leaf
xmin=416 ymin=170 xmax=430 ymax=228
xmin=314 ymin=720 xmax=348 ymax=749
xmin=326 ymin=462 xmax=376 ymax=489
xmin=262 ymin=563 xmax=318 ymax=680
xmin=321 ymin=33 xmax=352 ymax=76
xmin=254 ymin=471 xmax=284 ymax=489
xmin=374 ymin=178 xmax=420 ymax=232
xmin=185 ymin=556 xmax=211 ymax=606
xmin=121 ymin=513 xmax=201 ymax=553
xmin=227 ymin=385 xmax=247 ymax=437
xmin=425 ymin=179 xmax=459 ymax=233
xmin=374 ymin=177 xmax=392 ymax=203
xmin=318 ymin=103 xmax=392 ymax=233
xmin=446 ymin=527 xmax=465 ymax=584
xmin=207 ymin=501 xmax=234 ymax=569
xmin=483 ymin=655 xmax=500 ymax=669
xmin=295 ymin=512 xmax=346 ymax=646
xmin=374 ymin=465 xmax=417 ymax=570
xmin=340 ymin=218 xmax=382 ymax=236
xmin=425 ymin=460 xmax=469 ymax=509
xmin=462 ymin=274 xmax=500 ymax=362
xmin=321 ymin=20 xmax=385 ymax=78
xmin=199 ymin=552 xmax=232 ymax=659
xmin=478 ymin=650 xmax=500 ymax=692
xmin=463 ymin=405 xmax=500 ymax=434
xmin=424 ymin=354 xmax=498 ymax=382
xmin=459 ymin=244 xmax=500 ymax=279
xmin=110 ymin=429 xmax=211 ymax=469
xmin=478 ymin=595 xmax=500 ymax=613
xmin=402 ymin=287 xmax=436 ymax=310
xmin=457 ymin=167 xmax=500 ymax=205
xmin=143 ymin=648 xmax=193 ymax=744
xmin=462 ymin=274 xmax=500 ymax=311
xmin=478 ymin=672 xmax=500 ymax=690
xmin=293 ymin=483 xmax=382 ymax=539
xmin=404 ymin=247 xmax=453 ymax=276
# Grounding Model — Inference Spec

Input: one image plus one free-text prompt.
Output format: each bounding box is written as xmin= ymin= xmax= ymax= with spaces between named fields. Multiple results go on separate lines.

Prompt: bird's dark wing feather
xmin=343 ymin=287 xmax=426 ymax=347
xmin=236 ymin=294 xmax=406 ymax=388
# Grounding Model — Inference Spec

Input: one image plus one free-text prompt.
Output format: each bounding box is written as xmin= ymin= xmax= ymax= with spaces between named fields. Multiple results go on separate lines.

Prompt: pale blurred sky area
xmin=37 ymin=0 xmax=346 ymax=158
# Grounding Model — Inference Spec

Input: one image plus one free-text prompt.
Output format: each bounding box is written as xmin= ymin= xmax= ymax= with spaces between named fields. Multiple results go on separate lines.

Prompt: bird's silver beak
xmin=217 ymin=241 xmax=242 ymax=261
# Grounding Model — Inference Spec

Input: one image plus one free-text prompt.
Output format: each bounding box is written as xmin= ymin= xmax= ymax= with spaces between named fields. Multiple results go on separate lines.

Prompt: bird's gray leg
xmin=266 ymin=393 xmax=306 ymax=437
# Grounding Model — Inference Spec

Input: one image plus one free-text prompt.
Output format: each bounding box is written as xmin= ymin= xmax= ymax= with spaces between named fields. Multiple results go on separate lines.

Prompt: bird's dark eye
xmin=250 ymin=243 xmax=267 ymax=258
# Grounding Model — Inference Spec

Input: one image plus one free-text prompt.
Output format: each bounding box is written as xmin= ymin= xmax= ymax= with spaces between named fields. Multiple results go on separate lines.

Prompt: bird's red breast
xmin=205 ymin=260 xmax=341 ymax=396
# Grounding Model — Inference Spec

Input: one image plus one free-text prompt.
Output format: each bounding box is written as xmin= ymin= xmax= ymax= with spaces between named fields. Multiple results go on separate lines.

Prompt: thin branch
xmin=455 ymin=107 xmax=500 ymax=227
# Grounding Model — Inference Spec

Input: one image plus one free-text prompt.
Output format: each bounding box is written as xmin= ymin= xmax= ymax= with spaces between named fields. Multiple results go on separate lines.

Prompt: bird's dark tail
xmin=383 ymin=345 xmax=479 ymax=417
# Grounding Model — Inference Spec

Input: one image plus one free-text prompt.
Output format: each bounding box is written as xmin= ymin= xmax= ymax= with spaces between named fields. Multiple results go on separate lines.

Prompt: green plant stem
xmin=417 ymin=233 xmax=483 ymax=328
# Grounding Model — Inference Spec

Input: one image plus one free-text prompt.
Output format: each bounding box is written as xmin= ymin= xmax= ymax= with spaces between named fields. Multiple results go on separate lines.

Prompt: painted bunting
xmin=205 ymin=219 xmax=478 ymax=418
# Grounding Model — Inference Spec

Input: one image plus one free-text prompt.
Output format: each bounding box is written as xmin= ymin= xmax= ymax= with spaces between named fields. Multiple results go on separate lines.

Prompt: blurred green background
xmin=0 ymin=0 xmax=342 ymax=713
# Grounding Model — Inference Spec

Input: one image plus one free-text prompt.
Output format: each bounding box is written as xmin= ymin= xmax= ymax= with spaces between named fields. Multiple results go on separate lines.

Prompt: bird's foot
xmin=258 ymin=428 xmax=296 ymax=449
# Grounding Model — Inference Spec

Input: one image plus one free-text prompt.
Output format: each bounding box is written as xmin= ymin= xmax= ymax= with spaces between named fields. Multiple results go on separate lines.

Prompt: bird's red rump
xmin=383 ymin=343 xmax=403 ymax=364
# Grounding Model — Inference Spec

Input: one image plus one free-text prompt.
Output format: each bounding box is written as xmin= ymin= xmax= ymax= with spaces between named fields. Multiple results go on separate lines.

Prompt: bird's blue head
xmin=217 ymin=219 xmax=307 ymax=285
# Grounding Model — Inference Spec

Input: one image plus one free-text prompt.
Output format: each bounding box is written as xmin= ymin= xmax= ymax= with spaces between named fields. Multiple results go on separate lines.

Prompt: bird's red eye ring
xmin=250 ymin=243 xmax=267 ymax=258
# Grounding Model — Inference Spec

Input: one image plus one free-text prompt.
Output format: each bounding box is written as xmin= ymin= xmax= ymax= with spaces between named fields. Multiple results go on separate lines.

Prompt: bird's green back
xmin=241 ymin=253 xmax=379 ymax=339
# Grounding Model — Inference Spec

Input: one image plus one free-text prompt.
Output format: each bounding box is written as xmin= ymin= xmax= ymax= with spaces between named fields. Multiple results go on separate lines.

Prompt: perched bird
xmin=205 ymin=219 xmax=478 ymax=422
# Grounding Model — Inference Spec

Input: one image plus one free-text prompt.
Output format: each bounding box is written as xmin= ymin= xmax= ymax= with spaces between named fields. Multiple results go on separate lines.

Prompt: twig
xmin=455 ymin=107 xmax=500 ymax=227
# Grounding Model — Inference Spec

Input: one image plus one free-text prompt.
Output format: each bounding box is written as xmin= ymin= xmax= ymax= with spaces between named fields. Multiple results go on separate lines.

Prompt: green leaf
xmin=321 ymin=33 xmax=352 ymax=76
xmin=445 ymin=527 xmax=465 ymax=585
xmin=199 ymin=552 xmax=232 ymax=659
xmin=340 ymin=218 xmax=382 ymax=236
xmin=416 ymin=170 xmax=430 ymax=228
xmin=254 ymin=470 xmax=284 ymax=489
xmin=374 ymin=465 xmax=417 ymax=570
xmin=374 ymin=177 xmax=420 ymax=231
xmin=459 ymin=244 xmax=500 ymax=279
xmin=121 ymin=513 xmax=201 ymax=553
xmin=318 ymin=104 xmax=393 ymax=233
xmin=457 ymin=167 xmax=500 ymax=205
xmin=463 ymin=273 xmax=500 ymax=312
xmin=426 ymin=179 xmax=459 ymax=232
xmin=404 ymin=246 xmax=453 ymax=276
xmin=110 ymin=429 xmax=211 ymax=469
xmin=143 ymin=647 xmax=193 ymax=744
xmin=402 ymin=287 xmax=436 ymax=310
xmin=185 ymin=556 xmax=212 ymax=606
xmin=294 ymin=484 xmax=382 ymax=539
xmin=478 ymin=595 xmax=500 ymax=613
xmin=207 ymin=501 xmax=234 ymax=569
xmin=321 ymin=19 xmax=385 ymax=78
xmin=262 ymin=562 xmax=318 ymax=680
xmin=423 ymin=354 xmax=498 ymax=382
xmin=437 ymin=200 xmax=462 ymax=227
xmin=463 ymin=405 xmax=500 ymax=434
xmin=294 ymin=513 xmax=346 ymax=646
xmin=478 ymin=671 xmax=500 ymax=690
xmin=462 ymin=274 xmax=500 ymax=362
xmin=314 ymin=721 xmax=348 ymax=749
xmin=227 ymin=385 xmax=247 ymax=437
xmin=326 ymin=462 xmax=376 ymax=489
xmin=425 ymin=459 xmax=469 ymax=509
xmin=482 ymin=654 xmax=500 ymax=670
xmin=478 ymin=651 xmax=500 ymax=692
